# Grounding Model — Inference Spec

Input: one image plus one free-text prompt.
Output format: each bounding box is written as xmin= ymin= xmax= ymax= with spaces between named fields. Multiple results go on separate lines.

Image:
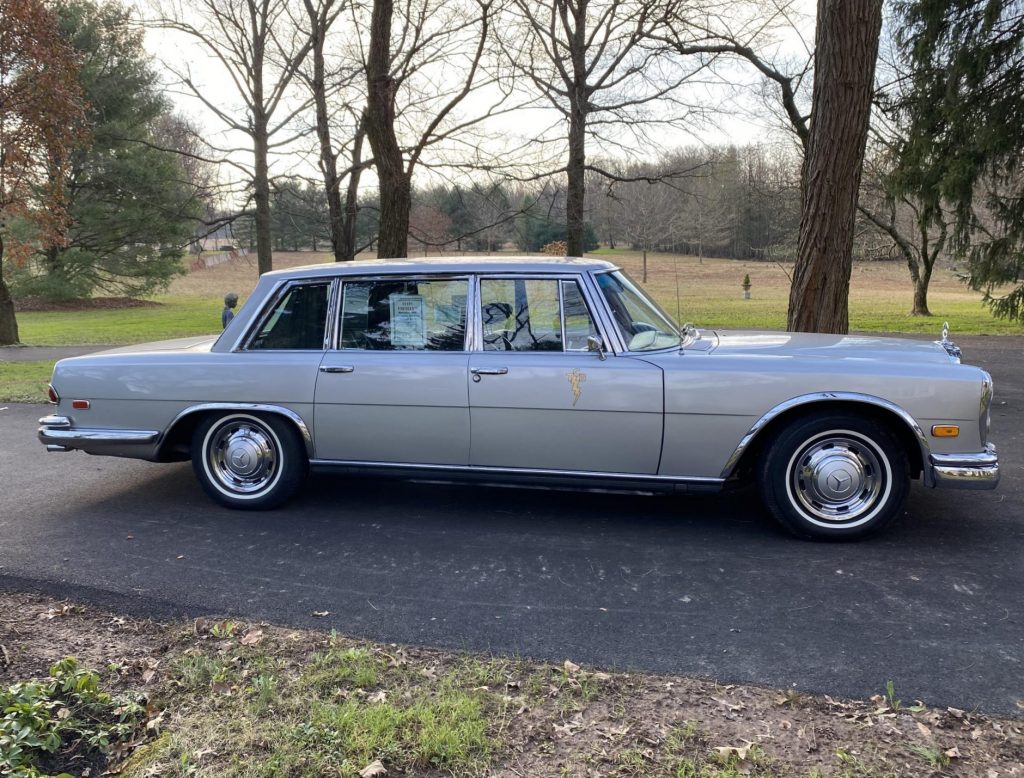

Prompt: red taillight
xmin=72 ymin=399 xmax=90 ymax=410
xmin=47 ymin=385 xmax=59 ymax=404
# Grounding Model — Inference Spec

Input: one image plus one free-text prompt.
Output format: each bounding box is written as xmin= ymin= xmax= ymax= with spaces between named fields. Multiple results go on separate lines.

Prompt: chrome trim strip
xmin=720 ymin=392 xmax=931 ymax=479
xmin=308 ymin=458 xmax=725 ymax=486
xmin=160 ymin=403 xmax=315 ymax=458
xmin=324 ymin=277 xmax=341 ymax=350
xmin=580 ymin=270 xmax=627 ymax=354
xmin=466 ymin=273 xmax=481 ymax=352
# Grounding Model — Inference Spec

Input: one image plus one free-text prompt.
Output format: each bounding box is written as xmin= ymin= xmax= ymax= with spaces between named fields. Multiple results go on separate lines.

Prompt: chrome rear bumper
xmin=929 ymin=444 xmax=1000 ymax=490
xmin=38 ymin=415 xmax=160 ymax=456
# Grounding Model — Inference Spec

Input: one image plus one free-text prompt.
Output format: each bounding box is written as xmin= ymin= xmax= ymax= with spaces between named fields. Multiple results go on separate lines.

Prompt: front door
xmin=314 ymin=276 xmax=471 ymax=464
xmin=469 ymin=277 xmax=663 ymax=474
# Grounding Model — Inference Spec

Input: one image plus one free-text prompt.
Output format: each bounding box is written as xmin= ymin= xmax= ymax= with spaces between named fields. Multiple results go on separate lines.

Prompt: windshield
xmin=595 ymin=271 xmax=680 ymax=352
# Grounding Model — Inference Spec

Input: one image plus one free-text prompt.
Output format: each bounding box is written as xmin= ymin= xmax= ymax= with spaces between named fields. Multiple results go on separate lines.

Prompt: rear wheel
xmin=191 ymin=412 xmax=307 ymax=509
xmin=758 ymin=411 xmax=910 ymax=540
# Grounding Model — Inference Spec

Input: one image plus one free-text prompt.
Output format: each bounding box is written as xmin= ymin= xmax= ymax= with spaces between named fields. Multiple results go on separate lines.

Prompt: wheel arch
xmin=721 ymin=393 xmax=927 ymax=482
xmin=155 ymin=403 xmax=314 ymax=462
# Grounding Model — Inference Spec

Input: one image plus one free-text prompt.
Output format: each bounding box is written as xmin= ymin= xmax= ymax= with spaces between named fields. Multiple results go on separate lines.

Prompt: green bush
xmin=0 ymin=657 xmax=145 ymax=778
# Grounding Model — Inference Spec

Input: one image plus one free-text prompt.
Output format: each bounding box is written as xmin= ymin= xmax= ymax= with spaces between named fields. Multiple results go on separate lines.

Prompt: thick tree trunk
xmin=0 ymin=236 xmax=21 ymax=345
xmin=787 ymin=0 xmax=882 ymax=333
xmin=566 ymin=106 xmax=586 ymax=257
xmin=339 ymin=125 xmax=366 ymax=261
xmin=308 ymin=4 xmax=347 ymax=263
xmin=366 ymin=0 xmax=411 ymax=258
xmin=913 ymin=267 xmax=932 ymax=316
xmin=253 ymin=112 xmax=274 ymax=275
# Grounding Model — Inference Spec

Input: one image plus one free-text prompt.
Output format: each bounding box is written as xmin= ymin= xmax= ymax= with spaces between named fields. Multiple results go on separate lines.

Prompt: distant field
xmin=11 ymin=249 xmax=1024 ymax=346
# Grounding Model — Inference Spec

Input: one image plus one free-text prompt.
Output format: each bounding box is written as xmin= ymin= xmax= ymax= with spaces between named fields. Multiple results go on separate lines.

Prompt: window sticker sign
xmin=389 ymin=294 xmax=426 ymax=347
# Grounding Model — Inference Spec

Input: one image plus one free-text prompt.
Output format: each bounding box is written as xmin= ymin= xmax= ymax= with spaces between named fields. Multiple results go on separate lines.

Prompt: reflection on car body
xmin=38 ymin=257 xmax=999 ymax=540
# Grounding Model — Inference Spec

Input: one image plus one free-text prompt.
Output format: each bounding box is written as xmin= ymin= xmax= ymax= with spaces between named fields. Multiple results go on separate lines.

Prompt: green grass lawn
xmin=16 ymin=296 xmax=223 ymax=346
xmin=0 ymin=360 xmax=56 ymax=403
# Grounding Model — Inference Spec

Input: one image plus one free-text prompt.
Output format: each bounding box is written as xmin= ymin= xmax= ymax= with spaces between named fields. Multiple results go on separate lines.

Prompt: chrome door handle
xmin=470 ymin=367 xmax=508 ymax=376
xmin=319 ymin=365 xmax=355 ymax=374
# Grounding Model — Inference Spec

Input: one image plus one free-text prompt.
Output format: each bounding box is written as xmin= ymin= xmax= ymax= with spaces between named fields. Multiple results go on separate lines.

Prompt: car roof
xmin=261 ymin=256 xmax=619 ymax=280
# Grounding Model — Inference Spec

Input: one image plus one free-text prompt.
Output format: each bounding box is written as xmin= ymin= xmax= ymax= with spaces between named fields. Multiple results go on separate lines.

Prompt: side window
xmin=339 ymin=278 xmax=467 ymax=351
xmin=250 ymin=282 xmax=330 ymax=350
xmin=479 ymin=278 xmax=596 ymax=352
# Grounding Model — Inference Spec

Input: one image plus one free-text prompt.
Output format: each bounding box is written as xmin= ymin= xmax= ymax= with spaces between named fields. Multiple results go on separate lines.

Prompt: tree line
xmin=1 ymin=0 xmax=1022 ymax=345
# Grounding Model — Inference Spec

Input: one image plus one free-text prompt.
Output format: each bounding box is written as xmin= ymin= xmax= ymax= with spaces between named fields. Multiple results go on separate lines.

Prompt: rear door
xmin=314 ymin=275 xmax=471 ymax=465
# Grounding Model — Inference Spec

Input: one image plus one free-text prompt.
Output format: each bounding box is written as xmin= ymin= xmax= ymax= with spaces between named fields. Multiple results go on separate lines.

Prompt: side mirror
xmin=587 ymin=335 xmax=606 ymax=361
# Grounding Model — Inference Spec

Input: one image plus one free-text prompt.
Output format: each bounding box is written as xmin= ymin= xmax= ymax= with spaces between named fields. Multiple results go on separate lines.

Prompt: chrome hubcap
xmin=208 ymin=420 xmax=278 ymax=494
xmin=791 ymin=435 xmax=884 ymax=522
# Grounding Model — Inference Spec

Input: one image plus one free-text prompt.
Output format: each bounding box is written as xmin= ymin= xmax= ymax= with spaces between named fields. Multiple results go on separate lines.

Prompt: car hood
xmin=89 ymin=335 xmax=219 ymax=356
xmin=704 ymin=330 xmax=957 ymax=364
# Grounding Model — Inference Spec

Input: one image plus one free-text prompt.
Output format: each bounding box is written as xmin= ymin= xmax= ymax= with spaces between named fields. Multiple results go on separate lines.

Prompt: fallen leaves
xmin=240 ymin=629 xmax=264 ymax=646
xmin=358 ymin=759 xmax=387 ymax=777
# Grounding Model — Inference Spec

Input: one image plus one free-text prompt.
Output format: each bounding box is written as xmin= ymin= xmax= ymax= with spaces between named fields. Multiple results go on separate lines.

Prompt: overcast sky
xmin=132 ymin=1 xmax=818 ymax=193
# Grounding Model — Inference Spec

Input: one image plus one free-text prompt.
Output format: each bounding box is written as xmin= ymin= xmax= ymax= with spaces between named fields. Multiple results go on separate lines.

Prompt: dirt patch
xmin=1 ymin=590 xmax=1021 ymax=777
xmin=14 ymin=297 xmax=163 ymax=312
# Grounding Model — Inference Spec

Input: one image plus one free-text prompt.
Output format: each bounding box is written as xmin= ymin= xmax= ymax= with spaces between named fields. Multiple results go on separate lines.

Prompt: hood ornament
xmin=937 ymin=321 xmax=962 ymax=361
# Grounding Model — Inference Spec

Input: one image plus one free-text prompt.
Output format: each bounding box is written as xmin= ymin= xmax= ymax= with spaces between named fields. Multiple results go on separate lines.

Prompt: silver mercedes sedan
xmin=38 ymin=257 xmax=999 ymax=539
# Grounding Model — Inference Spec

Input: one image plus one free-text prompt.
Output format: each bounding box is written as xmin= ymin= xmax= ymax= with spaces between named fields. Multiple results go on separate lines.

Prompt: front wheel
xmin=191 ymin=412 xmax=308 ymax=509
xmin=758 ymin=411 xmax=910 ymax=540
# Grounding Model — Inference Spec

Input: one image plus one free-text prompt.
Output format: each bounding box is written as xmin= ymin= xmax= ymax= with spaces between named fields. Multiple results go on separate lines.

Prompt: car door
xmin=314 ymin=275 xmax=471 ymax=465
xmin=468 ymin=276 xmax=664 ymax=474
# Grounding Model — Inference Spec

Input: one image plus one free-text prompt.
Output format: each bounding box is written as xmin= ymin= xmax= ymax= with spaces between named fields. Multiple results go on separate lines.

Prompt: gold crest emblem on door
xmin=566 ymin=368 xmax=587 ymax=406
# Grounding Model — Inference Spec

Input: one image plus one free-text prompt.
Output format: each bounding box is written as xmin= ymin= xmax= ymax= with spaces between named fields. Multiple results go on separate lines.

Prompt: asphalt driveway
xmin=1 ymin=335 xmax=1021 ymax=716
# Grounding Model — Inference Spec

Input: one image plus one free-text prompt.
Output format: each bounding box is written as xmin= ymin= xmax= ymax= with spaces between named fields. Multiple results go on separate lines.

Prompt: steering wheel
xmin=483 ymin=330 xmax=514 ymax=351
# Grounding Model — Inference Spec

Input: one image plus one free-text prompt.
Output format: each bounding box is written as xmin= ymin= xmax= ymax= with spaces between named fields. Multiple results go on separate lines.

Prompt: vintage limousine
xmin=39 ymin=257 xmax=999 ymax=539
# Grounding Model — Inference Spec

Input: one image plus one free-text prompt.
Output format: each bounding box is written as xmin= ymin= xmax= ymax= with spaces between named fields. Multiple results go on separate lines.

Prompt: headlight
xmin=980 ymin=374 xmax=994 ymax=444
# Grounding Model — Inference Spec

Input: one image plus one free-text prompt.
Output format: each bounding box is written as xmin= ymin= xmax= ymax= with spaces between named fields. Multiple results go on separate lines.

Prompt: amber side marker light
xmin=72 ymin=400 xmax=91 ymax=410
xmin=931 ymin=425 xmax=960 ymax=438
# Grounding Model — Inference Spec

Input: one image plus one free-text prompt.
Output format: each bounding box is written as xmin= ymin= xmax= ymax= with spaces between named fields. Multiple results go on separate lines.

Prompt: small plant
xmin=885 ymin=679 xmax=902 ymax=711
xmin=0 ymin=657 xmax=145 ymax=777
xmin=209 ymin=620 xmax=239 ymax=639
xmin=741 ymin=273 xmax=752 ymax=299
xmin=909 ymin=744 xmax=951 ymax=769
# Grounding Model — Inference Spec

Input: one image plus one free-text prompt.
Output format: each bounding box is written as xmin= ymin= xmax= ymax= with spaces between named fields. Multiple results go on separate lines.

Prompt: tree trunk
xmin=308 ymin=1 xmax=347 ymax=263
xmin=253 ymin=111 xmax=274 ymax=275
xmin=913 ymin=266 xmax=932 ymax=316
xmin=566 ymin=104 xmax=587 ymax=257
xmin=339 ymin=124 xmax=366 ymax=261
xmin=787 ymin=0 xmax=882 ymax=333
xmin=0 ymin=236 xmax=21 ymax=345
xmin=365 ymin=0 xmax=411 ymax=258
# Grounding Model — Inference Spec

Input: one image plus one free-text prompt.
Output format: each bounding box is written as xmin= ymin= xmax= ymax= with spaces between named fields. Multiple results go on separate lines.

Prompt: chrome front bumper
xmin=928 ymin=444 xmax=1000 ymax=490
xmin=38 ymin=414 xmax=160 ymax=456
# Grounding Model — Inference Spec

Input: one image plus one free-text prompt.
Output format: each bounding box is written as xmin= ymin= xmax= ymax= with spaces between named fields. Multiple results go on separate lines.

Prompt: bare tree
xmin=153 ymin=0 xmax=314 ymax=275
xmin=297 ymin=0 xmax=371 ymax=261
xmin=363 ymin=0 xmax=510 ymax=258
xmin=505 ymin=0 xmax=706 ymax=257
